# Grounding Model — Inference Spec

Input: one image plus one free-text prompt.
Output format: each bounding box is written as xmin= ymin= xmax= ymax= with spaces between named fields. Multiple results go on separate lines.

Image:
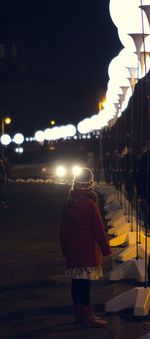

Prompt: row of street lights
xmin=0 ymin=117 xmax=58 ymax=156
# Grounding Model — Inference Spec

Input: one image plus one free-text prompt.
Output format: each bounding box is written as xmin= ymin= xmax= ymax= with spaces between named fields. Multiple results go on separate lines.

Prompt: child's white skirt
xmin=66 ymin=266 xmax=103 ymax=280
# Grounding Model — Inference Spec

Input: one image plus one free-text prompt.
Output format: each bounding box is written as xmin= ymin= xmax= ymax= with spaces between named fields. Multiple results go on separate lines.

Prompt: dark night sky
xmin=0 ymin=0 xmax=123 ymax=136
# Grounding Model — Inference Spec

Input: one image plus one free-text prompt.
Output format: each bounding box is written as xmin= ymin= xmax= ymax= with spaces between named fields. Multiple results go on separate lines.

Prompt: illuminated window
xmin=12 ymin=44 xmax=17 ymax=58
xmin=0 ymin=44 xmax=5 ymax=59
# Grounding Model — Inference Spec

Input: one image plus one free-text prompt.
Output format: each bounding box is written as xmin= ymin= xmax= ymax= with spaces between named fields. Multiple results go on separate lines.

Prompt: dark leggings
xmin=71 ymin=279 xmax=91 ymax=305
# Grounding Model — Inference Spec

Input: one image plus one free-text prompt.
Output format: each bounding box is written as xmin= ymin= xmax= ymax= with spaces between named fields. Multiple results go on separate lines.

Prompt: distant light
xmin=77 ymin=118 xmax=91 ymax=134
xmin=90 ymin=114 xmax=101 ymax=131
xmin=99 ymin=98 xmax=106 ymax=111
xmin=13 ymin=133 xmax=24 ymax=145
xmin=34 ymin=130 xmax=45 ymax=142
xmin=1 ymin=134 xmax=11 ymax=145
xmin=49 ymin=145 xmax=55 ymax=150
xmin=58 ymin=126 xmax=67 ymax=139
xmin=15 ymin=147 xmax=23 ymax=153
xmin=26 ymin=137 xmax=34 ymax=142
xmin=44 ymin=128 xmax=53 ymax=141
xmin=50 ymin=120 xmax=55 ymax=126
xmin=66 ymin=124 xmax=76 ymax=137
xmin=51 ymin=127 xmax=61 ymax=140
xmin=56 ymin=166 xmax=66 ymax=177
xmin=5 ymin=117 xmax=11 ymax=125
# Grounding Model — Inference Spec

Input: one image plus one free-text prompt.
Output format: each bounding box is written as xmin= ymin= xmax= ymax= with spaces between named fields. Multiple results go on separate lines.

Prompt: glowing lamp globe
xmin=51 ymin=126 xmax=61 ymax=140
xmin=106 ymin=91 xmax=119 ymax=106
xmin=13 ymin=133 xmax=24 ymax=145
xmin=77 ymin=121 xmax=83 ymax=134
xmin=66 ymin=124 xmax=76 ymax=137
xmin=98 ymin=109 xmax=114 ymax=129
xmin=118 ymin=30 xmax=136 ymax=52
xmin=109 ymin=0 xmax=150 ymax=33
xmin=109 ymin=72 xmax=131 ymax=89
xmin=77 ymin=118 xmax=91 ymax=134
xmin=44 ymin=128 xmax=53 ymax=141
xmin=90 ymin=114 xmax=101 ymax=131
xmin=118 ymin=48 xmax=138 ymax=68
xmin=109 ymin=0 xmax=139 ymax=28
xmin=104 ymin=101 xmax=116 ymax=115
xmin=58 ymin=125 xmax=74 ymax=139
xmin=54 ymin=126 xmax=65 ymax=139
xmin=34 ymin=130 xmax=45 ymax=142
xmin=56 ymin=166 xmax=66 ymax=178
xmin=108 ymin=56 xmax=129 ymax=80
xmin=1 ymin=134 xmax=11 ymax=145
xmin=107 ymin=80 xmax=123 ymax=96
xmin=125 ymin=9 xmax=150 ymax=33
xmin=97 ymin=111 xmax=106 ymax=129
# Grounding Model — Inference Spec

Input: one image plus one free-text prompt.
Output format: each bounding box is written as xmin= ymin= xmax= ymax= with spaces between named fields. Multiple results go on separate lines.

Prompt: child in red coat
xmin=60 ymin=167 xmax=111 ymax=328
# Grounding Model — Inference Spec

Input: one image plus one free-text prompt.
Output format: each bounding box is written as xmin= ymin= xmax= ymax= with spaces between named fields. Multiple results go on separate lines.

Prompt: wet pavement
xmin=0 ymin=182 xmax=150 ymax=339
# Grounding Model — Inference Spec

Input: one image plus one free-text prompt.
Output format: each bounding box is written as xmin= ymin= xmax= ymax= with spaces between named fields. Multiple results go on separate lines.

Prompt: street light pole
xmin=1 ymin=118 xmax=5 ymax=135
xmin=1 ymin=115 xmax=11 ymax=159
xmin=1 ymin=118 xmax=5 ymax=159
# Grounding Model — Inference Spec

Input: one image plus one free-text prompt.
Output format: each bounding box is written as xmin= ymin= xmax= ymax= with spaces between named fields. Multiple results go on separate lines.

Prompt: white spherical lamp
xmin=34 ymin=130 xmax=45 ymax=142
xmin=13 ymin=133 xmax=24 ymax=145
xmin=1 ymin=134 xmax=11 ymax=146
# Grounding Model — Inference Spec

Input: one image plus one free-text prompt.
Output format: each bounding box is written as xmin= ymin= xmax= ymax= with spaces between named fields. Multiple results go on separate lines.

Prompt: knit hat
xmin=72 ymin=167 xmax=94 ymax=191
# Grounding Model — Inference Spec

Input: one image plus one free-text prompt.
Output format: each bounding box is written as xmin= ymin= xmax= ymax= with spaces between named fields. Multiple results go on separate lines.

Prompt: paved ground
xmin=0 ymin=182 xmax=150 ymax=339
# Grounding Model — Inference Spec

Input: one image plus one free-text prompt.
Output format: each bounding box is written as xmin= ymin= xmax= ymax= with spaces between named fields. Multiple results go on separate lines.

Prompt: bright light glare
xmin=109 ymin=0 xmax=150 ymax=33
xmin=44 ymin=128 xmax=53 ymax=141
xmin=34 ymin=130 xmax=45 ymax=142
xmin=5 ymin=117 xmax=11 ymax=124
xmin=72 ymin=165 xmax=82 ymax=176
xmin=77 ymin=118 xmax=91 ymax=134
xmin=1 ymin=134 xmax=11 ymax=145
xmin=13 ymin=133 xmax=24 ymax=145
xmin=66 ymin=124 xmax=76 ymax=137
xmin=56 ymin=166 xmax=66 ymax=177
xmin=15 ymin=147 xmax=23 ymax=153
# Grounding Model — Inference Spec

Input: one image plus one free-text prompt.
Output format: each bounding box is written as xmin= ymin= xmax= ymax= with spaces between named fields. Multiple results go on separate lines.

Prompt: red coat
xmin=60 ymin=190 xmax=111 ymax=268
